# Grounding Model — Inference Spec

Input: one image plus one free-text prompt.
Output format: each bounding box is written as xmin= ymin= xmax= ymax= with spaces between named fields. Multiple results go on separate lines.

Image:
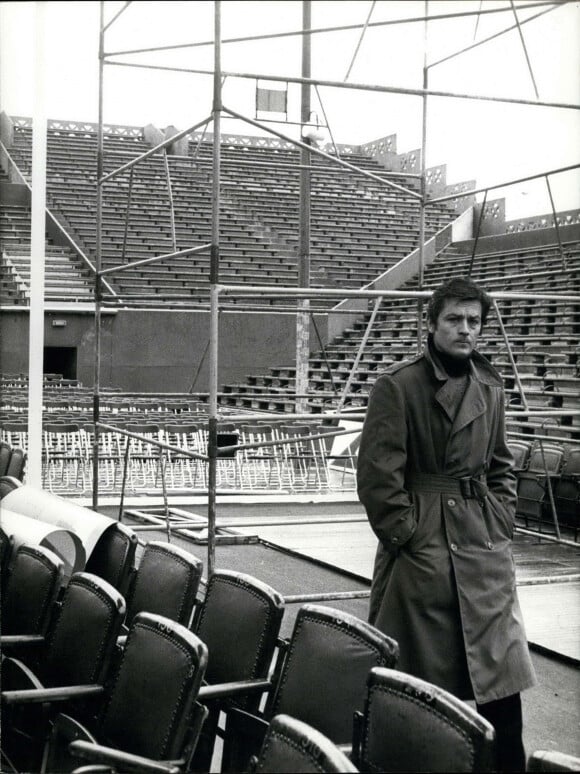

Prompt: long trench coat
xmin=357 ymin=345 xmax=536 ymax=704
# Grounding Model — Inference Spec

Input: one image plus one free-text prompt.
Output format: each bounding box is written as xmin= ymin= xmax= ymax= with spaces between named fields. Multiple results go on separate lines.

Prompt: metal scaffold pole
xmin=93 ymin=1 xmax=105 ymax=510
xmin=296 ymin=0 xmax=312 ymax=414
xmin=207 ymin=0 xmax=222 ymax=578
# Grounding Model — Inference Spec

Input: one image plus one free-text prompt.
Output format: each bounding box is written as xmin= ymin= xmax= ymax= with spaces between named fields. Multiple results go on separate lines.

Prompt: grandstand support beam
xmin=296 ymin=0 xmax=312 ymax=415
xmin=27 ymin=1 xmax=47 ymax=488
xmin=492 ymin=299 xmax=562 ymax=542
xmin=99 ymin=115 xmax=213 ymax=184
xmin=426 ymin=162 xmax=580 ymax=205
xmin=222 ymin=106 xmax=421 ymax=199
xmin=207 ymin=0 xmax=223 ymax=579
xmin=336 ymin=296 xmax=383 ymax=413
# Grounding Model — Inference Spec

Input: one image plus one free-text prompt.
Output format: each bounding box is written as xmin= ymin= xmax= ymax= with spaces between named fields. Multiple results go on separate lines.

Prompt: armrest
xmin=198 ymin=679 xmax=271 ymax=702
xmin=2 ymin=684 xmax=104 ymax=706
xmin=69 ymin=740 xmax=184 ymax=774
xmin=0 ymin=634 xmax=45 ymax=647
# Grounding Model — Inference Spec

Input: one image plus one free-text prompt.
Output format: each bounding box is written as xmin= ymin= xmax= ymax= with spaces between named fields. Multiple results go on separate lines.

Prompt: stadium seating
xmin=0 ymin=543 xmax=64 ymax=638
xmin=44 ymin=612 xmax=209 ymax=774
xmin=249 ymin=713 xmax=358 ymax=773
xmin=221 ymin=604 xmax=398 ymax=773
xmin=1 ymin=572 xmax=126 ymax=772
xmin=351 ymin=667 xmax=496 ymax=772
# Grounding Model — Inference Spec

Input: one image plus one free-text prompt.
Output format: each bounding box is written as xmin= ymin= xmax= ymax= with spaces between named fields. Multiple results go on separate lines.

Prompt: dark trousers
xmin=476 ymin=693 xmax=526 ymax=773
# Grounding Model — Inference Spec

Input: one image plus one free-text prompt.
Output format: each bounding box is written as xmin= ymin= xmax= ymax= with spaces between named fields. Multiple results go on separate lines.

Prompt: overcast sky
xmin=1 ymin=0 xmax=579 ymax=219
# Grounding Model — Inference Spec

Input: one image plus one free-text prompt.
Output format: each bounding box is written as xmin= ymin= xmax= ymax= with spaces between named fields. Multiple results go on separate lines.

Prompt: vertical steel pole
xmin=207 ymin=0 xmax=222 ymax=578
xmin=296 ymin=0 xmax=312 ymax=414
xmin=93 ymin=2 xmax=105 ymax=509
xmin=545 ymin=175 xmax=566 ymax=271
xmin=417 ymin=1 xmax=428 ymax=354
xmin=27 ymin=1 xmax=47 ymax=488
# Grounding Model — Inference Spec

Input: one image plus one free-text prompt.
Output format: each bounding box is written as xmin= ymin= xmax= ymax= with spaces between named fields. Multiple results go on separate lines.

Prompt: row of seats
xmin=509 ymin=440 xmax=580 ymax=537
xmin=1 ymin=484 xmax=577 ymax=773
xmin=0 ymin=420 xmax=357 ymax=495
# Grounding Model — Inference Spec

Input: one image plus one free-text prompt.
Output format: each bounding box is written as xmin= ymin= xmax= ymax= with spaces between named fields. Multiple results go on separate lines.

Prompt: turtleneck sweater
xmin=427 ymin=334 xmax=471 ymax=420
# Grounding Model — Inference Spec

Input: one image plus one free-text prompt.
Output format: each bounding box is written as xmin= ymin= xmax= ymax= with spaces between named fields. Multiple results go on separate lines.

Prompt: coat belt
xmin=406 ymin=473 xmax=488 ymax=501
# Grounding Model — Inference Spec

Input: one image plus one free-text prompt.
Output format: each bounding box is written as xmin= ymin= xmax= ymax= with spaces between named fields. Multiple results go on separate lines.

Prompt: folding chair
xmin=1 ymin=573 xmax=126 ymax=773
xmin=85 ymin=522 xmax=138 ymax=596
xmin=163 ymin=422 xmax=207 ymax=490
xmin=221 ymin=604 xmax=399 ymax=773
xmin=249 ymin=714 xmax=358 ymax=773
xmin=351 ymin=667 xmax=496 ymax=772
xmin=42 ymin=423 xmax=86 ymax=493
xmin=190 ymin=570 xmax=285 ymax=771
xmin=123 ymin=423 xmax=163 ymax=491
xmin=46 ymin=612 xmax=209 ymax=774
xmin=278 ymin=425 xmax=322 ymax=491
xmin=123 ymin=541 xmax=203 ymax=630
xmin=239 ymin=424 xmax=281 ymax=491
xmin=527 ymin=749 xmax=580 ymax=772
xmin=1 ymin=543 xmax=65 ymax=638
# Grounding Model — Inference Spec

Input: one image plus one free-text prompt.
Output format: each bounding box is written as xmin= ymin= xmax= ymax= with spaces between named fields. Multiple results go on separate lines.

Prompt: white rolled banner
xmin=1 ymin=485 xmax=116 ymax=567
xmin=1 ymin=507 xmax=85 ymax=576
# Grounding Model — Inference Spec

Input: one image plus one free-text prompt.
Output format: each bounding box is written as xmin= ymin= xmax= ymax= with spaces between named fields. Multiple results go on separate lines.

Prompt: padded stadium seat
xmin=1 ymin=573 xmax=126 ymax=772
xmin=46 ymin=612 xmax=209 ymax=774
xmin=190 ymin=570 xmax=285 ymax=771
xmin=351 ymin=667 xmax=496 ymax=772
xmin=84 ymin=522 xmax=138 ymax=595
xmin=221 ymin=604 xmax=399 ymax=773
xmin=554 ymin=447 xmax=580 ymax=536
xmin=1 ymin=543 xmax=64 ymax=638
xmin=123 ymin=540 xmax=203 ymax=630
xmin=6 ymin=446 xmax=26 ymax=480
xmin=0 ymin=526 xmax=14 ymax=579
xmin=527 ymin=749 xmax=580 ymax=772
xmin=0 ymin=441 xmax=12 ymax=475
xmin=516 ymin=442 xmax=564 ymax=528
xmin=249 ymin=714 xmax=358 ymax=773
xmin=508 ymin=440 xmax=532 ymax=474
xmin=0 ymin=475 xmax=23 ymax=499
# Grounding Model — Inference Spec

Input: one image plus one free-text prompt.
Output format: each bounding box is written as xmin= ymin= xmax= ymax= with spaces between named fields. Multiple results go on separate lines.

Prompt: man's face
xmin=429 ymin=298 xmax=482 ymax=359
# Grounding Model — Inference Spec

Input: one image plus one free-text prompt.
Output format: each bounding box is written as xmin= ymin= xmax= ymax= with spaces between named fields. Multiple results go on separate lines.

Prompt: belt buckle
xmin=459 ymin=477 xmax=474 ymax=499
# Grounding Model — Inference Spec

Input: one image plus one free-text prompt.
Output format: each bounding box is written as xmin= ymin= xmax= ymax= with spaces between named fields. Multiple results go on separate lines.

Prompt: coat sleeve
xmin=486 ymin=388 xmax=518 ymax=512
xmin=357 ymin=374 xmax=417 ymax=550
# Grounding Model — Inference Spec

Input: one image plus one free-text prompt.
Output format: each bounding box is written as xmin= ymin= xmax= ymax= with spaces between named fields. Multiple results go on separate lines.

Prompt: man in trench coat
xmin=357 ymin=277 xmax=536 ymax=772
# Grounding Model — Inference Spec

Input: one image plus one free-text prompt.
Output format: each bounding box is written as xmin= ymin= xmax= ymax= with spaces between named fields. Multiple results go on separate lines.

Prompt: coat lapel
xmin=451 ymin=377 xmax=487 ymax=435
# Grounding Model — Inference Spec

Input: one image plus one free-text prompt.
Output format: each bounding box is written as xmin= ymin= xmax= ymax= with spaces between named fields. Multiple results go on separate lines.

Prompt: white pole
xmin=27 ymin=1 xmax=47 ymax=487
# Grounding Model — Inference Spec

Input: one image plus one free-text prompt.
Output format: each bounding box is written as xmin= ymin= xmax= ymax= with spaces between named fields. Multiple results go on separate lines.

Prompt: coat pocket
xmin=486 ymin=491 xmax=515 ymax=540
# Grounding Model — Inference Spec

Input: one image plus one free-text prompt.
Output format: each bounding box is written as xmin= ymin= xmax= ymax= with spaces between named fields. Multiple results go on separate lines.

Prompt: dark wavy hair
xmin=427 ymin=277 xmax=491 ymax=328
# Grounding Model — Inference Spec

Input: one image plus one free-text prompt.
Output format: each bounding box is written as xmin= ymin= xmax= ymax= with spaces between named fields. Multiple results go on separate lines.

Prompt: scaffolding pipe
xmin=428 ymin=3 xmax=558 ymax=69
xmin=121 ymin=165 xmax=134 ymax=262
xmin=493 ymin=300 xmax=562 ymax=540
xmin=104 ymin=1 xmax=567 ymax=56
xmin=163 ymin=149 xmax=177 ymax=252
xmin=468 ymin=189 xmax=488 ymax=277
xmin=427 ymin=162 xmax=580 ymax=205
xmin=207 ymin=1 xmax=222 ymax=579
xmin=417 ymin=4 xmax=428 ymax=354
xmin=99 ymin=115 xmax=213 ymax=184
xmin=296 ymin=0 xmax=312 ymax=415
xmin=107 ymin=61 xmax=580 ymax=112
xmin=223 ymin=106 xmax=421 ymax=199
xmin=99 ymin=243 xmax=211 ymax=276
xmin=93 ymin=2 xmax=105 ymax=510
xmin=545 ymin=176 xmax=566 ymax=271
xmin=510 ymin=0 xmax=540 ymax=99
xmin=336 ymin=296 xmax=382 ymax=412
